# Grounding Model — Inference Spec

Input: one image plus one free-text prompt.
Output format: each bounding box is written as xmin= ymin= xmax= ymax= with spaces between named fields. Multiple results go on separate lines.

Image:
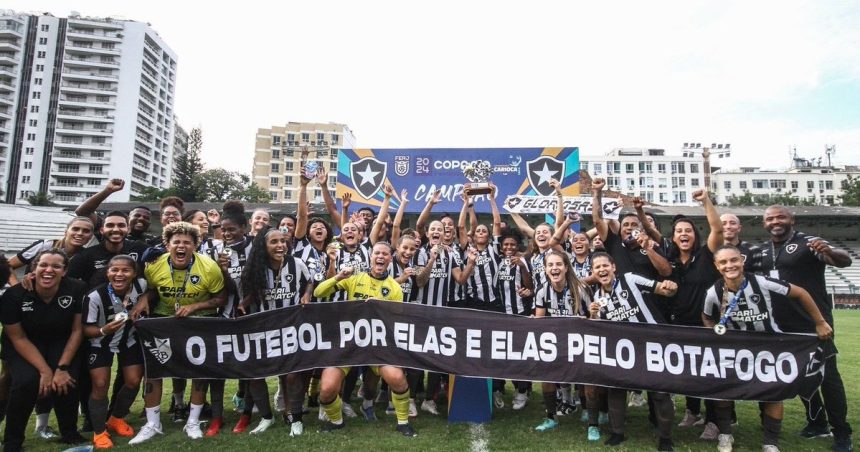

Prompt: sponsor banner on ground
xmin=504 ymin=195 xmax=623 ymax=219
xmin=334 ymin=148 xmax=580 ymax=213
xmin=136 ymin=300 xmax=826 ymax=402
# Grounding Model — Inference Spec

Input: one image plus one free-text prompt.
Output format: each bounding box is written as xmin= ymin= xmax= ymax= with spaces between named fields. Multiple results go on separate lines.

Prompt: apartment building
xmin=0 ymin=11 xmax=178 ymax=205
xmin=252 ymin=122 xmax=356 ymax=203
xmin=711 ymin=162 xmax=860 ymax=206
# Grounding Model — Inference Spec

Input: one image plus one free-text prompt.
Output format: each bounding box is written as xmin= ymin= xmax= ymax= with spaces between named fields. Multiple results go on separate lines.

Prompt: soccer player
xmin=703 ymin=245 xmax=833 ymax=452
xmin=128 ymin=222 xmax=226 ymax=444
xmin=83 ymin=255 xmax=146 ymax=449
xmin=533 ymin=251 xmax=591 ymax=433
xmin=587 ymin=252 xmax=678 ymax=450
xmin=6 ymin=216 xmax=94 ymax=286
xmin=313 ymin=242 xmax=418 ymax=437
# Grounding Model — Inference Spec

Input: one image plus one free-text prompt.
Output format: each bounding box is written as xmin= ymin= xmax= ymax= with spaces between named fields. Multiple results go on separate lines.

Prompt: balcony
xmin=56 ymin=110 xmax=115 ymax=122
xmin=64 ymin=55 xmax=119 ymax=68
xmin=0 ymin=25 xmax=23 ymax=38
xmin=54 ymin=139 xmax=110 ymax=150
xmin=66 ymin=28 xmax=122 ymax=42
xmin=53 ymin=152 xmax=110 ymax=163
xmin=56 ymin=124 xmax=113 ymax=136
xmin=62 ymin=69 xmax=117 ymax=80
xmin=65 ymin=42 xmax=121 ymax=56
xmin=60 ymin=82 xmax=117 ymax=94
xmin=60 ymin=96 xmax=116 ymax=107
xmin=0 ymin=94 xmax=12 ymax=105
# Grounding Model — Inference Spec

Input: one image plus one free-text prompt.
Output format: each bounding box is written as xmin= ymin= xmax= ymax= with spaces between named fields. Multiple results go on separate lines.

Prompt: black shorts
xmin=88 ymin=344 xmax=144 ymax=370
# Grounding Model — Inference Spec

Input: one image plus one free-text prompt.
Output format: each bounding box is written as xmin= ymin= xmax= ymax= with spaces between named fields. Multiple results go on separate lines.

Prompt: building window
xmin=29 ymin=119 xmax=37 ymax=126
xmin=88 ymin=178 xmax=101 ymax=185
xmin=807 ymin=181 xmax=814 ymax=189
xmin=791 ymin=181 xmax=798 ymax=189
xmin=301 ymin=133 xmax=310 ymax=141
xmin=825 ymin=181 xmax=834 ymax=190
xmin=58 ymin=164 xmax=79 ymax=172
xmin=752 ymin=180 xmax=767 ymax=189
xmin=638 ymin=162 xmax=652 ymax=173
xmin=690 ymin=164 xmax=699 ymax=173
xmin=691 ymin=178 xmax=699 ymax=186
xmin=91 ymin=150 xmax=104 ymax=158
xmin=331 ymin=135 xmax=339 ymax=144
xmin=739 ymin=181 xmax=747 ymax=189
xmin=90 ymin=165 xmax=103 ymax=174
xmin=35 ymin=64 xmax=44 ymax=72
xmin=671 ymin=162 xmax=686 ymax=174
xmin=272 ymin=136 xmax=281 ymax=146
xmin=330 ymin=149 xmax=338 ymax=158
xmin=313 ymin=189 xmax=321 ymax=199
xmin=724 ymin=181 xmax=731 ymax=190
xmin=284 ymin=189 xmax=292 ymax=200
xmin=32 ymin=92 xmax=41 ymax=99
xmin=287 ymin=133 xmax=295 ymax=142
xmin=37 ymin=51 xmax=46 ymax=58
xmin=22 ymin=176 xmax=30 ymax=184
xmin=25 ymin=147 xmax=34 ymax=155
xmin=285 ymin=149 xmax=293 ymax=157
xmin=625 ymin=163 xmax=635 ymax=174
xmin=41 ymin=24 xmax=49 ymax=31
xmin=330 ymin=162 xmax=337 ymax=171
xmin=271 ymin=163 xmax=279 ymax=173
xmin=38 ymin=37 xmax=47 ymax=45
xmin=285 ymin=176 xmax=293 ymax=186
xmin=593 ymin=163 xmax=602 ymax=174
xmin=769 ymin=180 xmax=786 ymax=189
xmin=272 ymin=149 xmax=280 ymax=159
xmin=26 ymin=133 xmax=36 ymax=140
xmin=270 ymin=177 xmax=279 ymax=187
xmin=92 ymin=137 xmax=105 ymax=144
xmin=23 ymin=162 xmax=32 ymax=169
xmin=285 ymin=162 xmax=294 ymax=171
xmin=270 ymin=192 xmax=278 ymax=200
xmin=657 ymin=163 xmax=666 ymax=174
xmin=30 ymin=105 xmax=39 ymax=113
xmin=317 ymin=133 xmax=324 ymax=141
xmin=34 ymin=78 xmax=42 ymax=85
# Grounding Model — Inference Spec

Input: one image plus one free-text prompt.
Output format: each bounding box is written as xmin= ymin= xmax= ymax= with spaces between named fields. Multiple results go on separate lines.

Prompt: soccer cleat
xmin=274 ymin=388 xmax=285 ymax=412
xmin=604 ymin=433 xmax=626 ymax=446
xmin=408 ymin=399 xmax=418 ymax=418
xmin=342 ymin=403 xmax=358 ymax=418
xmin=556 ymin=401 xmax=577 ymax=416
xmin=205 ymin=417 xmax=223 ymax=437
xmin=581 ymin=410 xmax=589 ymax=423
xmin=35 ymin=425 xmax=57 ymax=440
xmin=61 ymin=432 xmax=88 ymax=445
xmin=172 ymin=404 xmax=188 ymax=423
xmin=657 ymin=437 xmax=675 ymax=452
xmin=678 ymin=409 xmax=704 ymax=428
xmin=587 ymin=426 xmax=600 ymax=441
xmin=799 ymin=422 xmax=832 ymax=438
xmin=319 ymin=421 xmax=345 ymax=433
xmin=232 ymin=414 xmax=251 ymax=433
xmin=535 ymin=418 xmax=558 ymax=432
xmin=93 ymin=431 xmax=113 ymax=449
xmin=183 ymin=420 xmax=203 ymax=439
xmin=833 ymin=433 xmax=855 ymax=452
xmin=232 ymin=393 xmax=245 ymax=412
xmin=362 ymin=404 xmax=377 ymax=421
xmin=318 ymin=406 xmax=328 ymax=421
xmin=385 ymin=402 xmax=396 ymax=415
xmin=628 ymin=392 xmax=646 ymax=407
xmin=700 ymin=422 xmax=720 ymax=441
xmin=128 ymin=423 xmax=163 ymax=445
xmin=421 ymin=400 xmax=439 ymax=415
xmin=512 ymin=392 xmax=529 ymax=411
xmin=717 ymin=433 xmax=734 ymax=452
xmin=106 ymin=416 xmax=135 ymax=437
xmin=80 ymin=417 xmax=94 ymax=433
xmin=396 ymin=423 xmax=418 ymax=437
xmin=761 ymin=445 xmax=780 ymax=452
xmin=249 ymin=418 xmax=274 ymax=434
xmin=492 ymin=391 xmax=505 ymax=409
xmin=289 ymin=420 xmax=304 ymax=437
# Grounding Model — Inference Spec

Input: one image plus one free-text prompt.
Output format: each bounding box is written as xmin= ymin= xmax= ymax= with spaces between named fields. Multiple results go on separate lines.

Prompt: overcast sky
xmin=8 ymin=0 xmax=860 ymax=172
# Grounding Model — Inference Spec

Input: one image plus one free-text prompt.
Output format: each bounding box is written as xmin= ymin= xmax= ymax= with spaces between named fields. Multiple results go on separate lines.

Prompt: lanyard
xmin=106 ymin=283 xmax=129 ymax=314
xmin=719 ymin=279 xmax=749 ymax=327
xmin=596 ymin=279 xmax=620 ymax=309
xmin=769 ymin=231 xmax=797 ymax=270
xmin=168 ymin=255 xmax=195 ymax=312
xmin=573 ymin=255 xmax=590 ymax=278
xmin=553 ymin=286 xmax=570 ymax=313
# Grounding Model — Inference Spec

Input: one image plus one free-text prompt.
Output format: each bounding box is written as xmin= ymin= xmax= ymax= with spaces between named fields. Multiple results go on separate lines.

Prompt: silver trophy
xmin=303 ymin=161 xmax=320 ymax=180
xmin=462 ymin=160 xmax=494 ymax=195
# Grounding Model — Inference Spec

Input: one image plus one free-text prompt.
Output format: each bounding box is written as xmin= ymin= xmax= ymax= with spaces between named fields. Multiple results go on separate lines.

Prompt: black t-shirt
xmin=67 ymin=240 xmax=146 ymax=288
xmin=604 ymin=229 xmax=666 ymax=281
xmin=758 ymin=231 xmax=832 ymax=330
xmin=0 ymin=278 xmax=87 ymax=358
xmin=670 ymin=246 xmax=721 ymax=326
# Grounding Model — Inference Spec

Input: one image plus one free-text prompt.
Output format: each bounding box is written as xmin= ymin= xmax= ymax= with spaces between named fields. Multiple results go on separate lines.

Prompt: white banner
xmin=503 ymin=195 xmax=622 ymax=220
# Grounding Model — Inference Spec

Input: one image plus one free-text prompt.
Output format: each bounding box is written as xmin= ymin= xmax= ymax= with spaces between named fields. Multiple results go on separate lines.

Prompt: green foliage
xmin=839 ymin=174 xmax=860 ymax=206
xmin=26 ymin=191 xmax=55 ymax=206
xmin=172 ymin=127 xmax=204 ymax=202
xmin=725 ymin=190 xmax=818 ymax=207
xmin=192 ymin=169 xmax=270 ymax=203
xmin=131 ymin=186 xmax=177 ymax=202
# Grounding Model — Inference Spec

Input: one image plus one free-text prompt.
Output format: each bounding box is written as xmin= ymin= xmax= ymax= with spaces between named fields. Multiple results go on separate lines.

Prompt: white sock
xmin=362 ymin=399 xmax=373 ymax=409
xmin=188 ymin=403 xmax=203 ymax=424
xmin=145 ymin=406 xmax=161 ymax=427
xmin=561 ymin=387 xmax=572 ymax=403
xmin=36 ymin=413 xmax=50 ymax=429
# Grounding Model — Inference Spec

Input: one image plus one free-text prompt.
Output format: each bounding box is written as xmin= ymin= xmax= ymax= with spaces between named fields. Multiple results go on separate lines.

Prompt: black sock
xmin=111 ymin=385 xmax=139 ymax=419
xmin=89 ymin=397 xmax=109 ymax=434
xmin=762 ymin=414 xmax=782 ymax=446
xmin=542 ymin=391 xmax=556 ymax=419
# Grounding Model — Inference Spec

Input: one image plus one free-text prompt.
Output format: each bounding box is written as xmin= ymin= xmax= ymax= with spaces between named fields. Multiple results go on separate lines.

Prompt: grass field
xmin=21 ymin=311 xmax=860 ymax=451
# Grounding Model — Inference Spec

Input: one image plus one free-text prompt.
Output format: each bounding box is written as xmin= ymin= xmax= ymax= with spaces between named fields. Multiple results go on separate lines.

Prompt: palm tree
xmin=27 ymin=191 xmax=56 ymax=206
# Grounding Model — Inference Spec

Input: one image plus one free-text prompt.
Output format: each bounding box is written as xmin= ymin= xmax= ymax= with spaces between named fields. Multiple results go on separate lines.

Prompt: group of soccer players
xmin=0 ymin=167 xmax=853 ymax=452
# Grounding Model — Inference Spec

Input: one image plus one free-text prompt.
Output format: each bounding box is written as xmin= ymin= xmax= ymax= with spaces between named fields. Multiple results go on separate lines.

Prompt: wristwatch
xmin=57 ymin=364 xmax=70 ymax=372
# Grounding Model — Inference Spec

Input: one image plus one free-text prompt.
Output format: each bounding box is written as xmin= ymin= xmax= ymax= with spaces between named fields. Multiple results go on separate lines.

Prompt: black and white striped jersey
xmin=534 ymin=283 xmax=591 ymax=318
xmin=703 ymin=273 xmax=788 ymax=333
xmin=222 ymin=237 xmax=253 ymax=318
xmin=198 ymin=238 xmax=224 ymax=262
xmin=331 ymin=245 xmax=371 ymax=302
xmin=463 ymin=239 xmax=502 ymax=307
xmin=414 ymin=245 xmax=460 ymax=307
xmin=390 ymin=250 xmax=427 ymax=302
xmin=83 ymin=279 xmax=147 ymax=352
xmin=529 ymin=250 xmax=551 ymax=293
xmin=16 ymin=239 xmax=58 ymax=267
xmin=571 ymin=254 xmax=593 ymax=280
xmin=447 ymin=243 xmax=466 ymax=303
xmin=594 ymin=273 xmax=667 ymax=324
xmin=495 ymin=256 xmax=532 ymax=316
xmin=293 ymin=238 xmax=331 ymax=302
xmin=251 ymin=256 xmax=311 ymax=312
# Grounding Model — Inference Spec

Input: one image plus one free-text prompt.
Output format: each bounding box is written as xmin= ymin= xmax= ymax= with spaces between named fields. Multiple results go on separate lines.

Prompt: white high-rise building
xmin=0 ymin=11 xmax=178 ymax=205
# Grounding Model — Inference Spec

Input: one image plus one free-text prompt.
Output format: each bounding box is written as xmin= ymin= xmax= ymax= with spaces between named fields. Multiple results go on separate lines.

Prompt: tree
xmin=233 ymin=182 xmax=270 ymax=203
xmin=131 ymin=186 xmax=177 ymax=202
xmin=27 ymin=191 xmax=55 ymax=206
xmin=191 ymin=169 xmax=270 ymax=203
xmin=172 ymin=127 xmax=204 ymax=202
xmin=724 ymin=190 xmax=817 ymax=207
xmin=840 ymin=175 xmax=860 ymax=206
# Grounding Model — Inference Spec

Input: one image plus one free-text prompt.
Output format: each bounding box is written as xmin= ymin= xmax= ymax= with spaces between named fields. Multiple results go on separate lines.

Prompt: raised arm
xmin=317 ymin=166 xmax=342 ymax=228
xmin=633 ymin=197 xmax=663 ymax=243
xmin=294 ymin=174 xmax=311 ymax=240
xmin=692 ymin=188 xmax=724 ymax=252
xmin=458 ymin=189 xmax=472 ymax=248
xmin=415 ymin=189 xmax=441 ymax=242
xmin=508 ymin=213 xmax=535 ymax=239
xmin=637 ymin=233 xmax=673 ymax=277
xmin=340 ymin=192 xmax=351 ymax=230
xmin=370 ymin=185 xmax=394 ymax=246
xmin=75 ymin=178 xmax=124 ymax=217
xmin=550 ymin=178 xmax=565 ymax=224
xmin=489 ymin=184 xmax=501 ymax=236
xmin=390 ymin=188 xmax=409 ymax=245
xmin=591 ymin=178 xmax=610 ymax=241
